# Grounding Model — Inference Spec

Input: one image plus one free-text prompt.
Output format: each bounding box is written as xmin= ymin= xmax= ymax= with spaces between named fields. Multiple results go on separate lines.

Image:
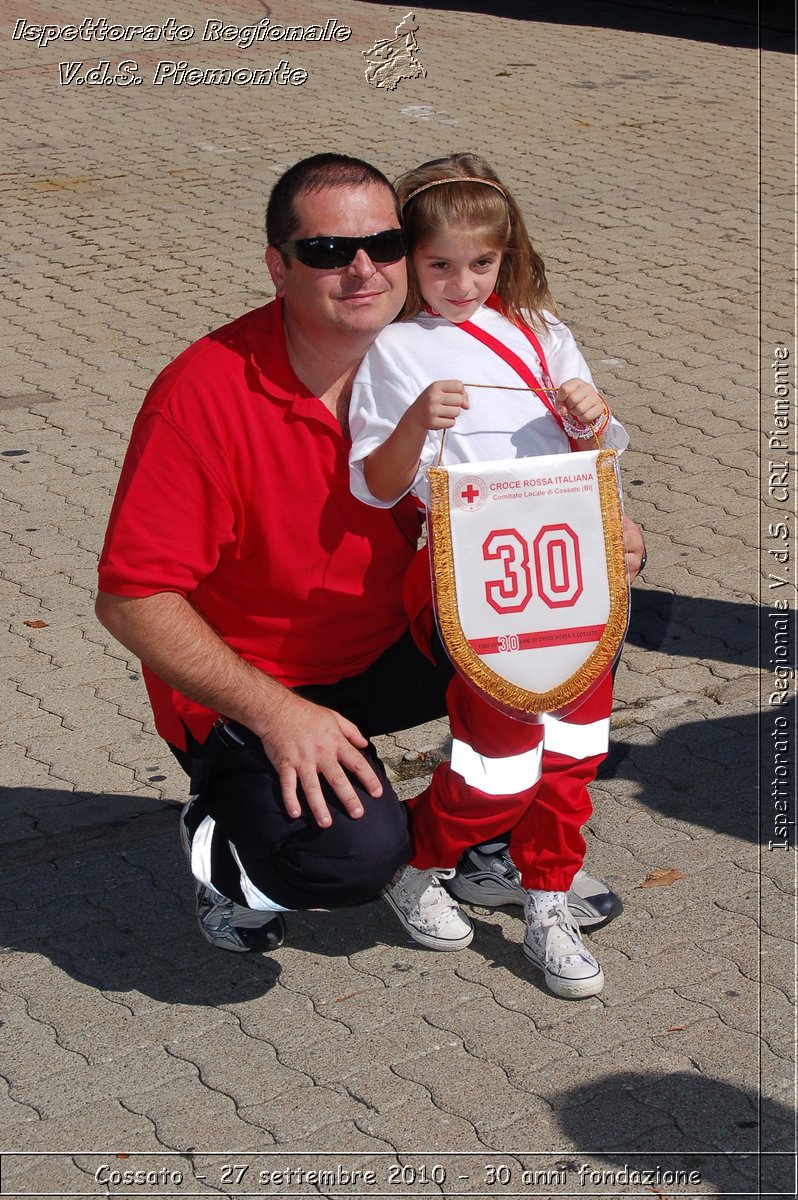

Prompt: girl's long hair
xmin=396 ymin=152 xmax=556 ymax=331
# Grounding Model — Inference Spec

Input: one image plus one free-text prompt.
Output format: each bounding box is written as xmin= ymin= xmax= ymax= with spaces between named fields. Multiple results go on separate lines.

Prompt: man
xmin=97 ymin=154 xmax=643 ymax=954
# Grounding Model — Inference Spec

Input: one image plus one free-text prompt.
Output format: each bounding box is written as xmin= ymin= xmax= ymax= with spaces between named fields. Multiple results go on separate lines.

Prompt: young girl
xmin=349 ymin=153 xmax=628 ymax=999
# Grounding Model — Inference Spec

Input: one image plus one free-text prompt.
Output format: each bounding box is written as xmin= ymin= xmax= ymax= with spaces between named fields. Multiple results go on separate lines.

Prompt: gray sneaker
xmin=180 ymin=802 xmax=285 ymax=953
xmin=446 ymin=843 xmax=525 ymax=906
xmin=194 ymin=882 xmax=285 ymax=953
xmin=568 ymin=869 xmax=624 ymax=930
xmin=446 ymin=843 xmax=623 ymax=930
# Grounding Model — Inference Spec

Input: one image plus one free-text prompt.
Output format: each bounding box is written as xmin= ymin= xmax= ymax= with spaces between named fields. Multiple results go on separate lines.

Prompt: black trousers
xmin=173 ymin=631 xmax=454 ymax=910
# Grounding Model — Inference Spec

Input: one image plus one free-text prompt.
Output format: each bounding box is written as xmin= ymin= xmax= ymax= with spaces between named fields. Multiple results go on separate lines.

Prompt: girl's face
xmin=412 ymin=228 xmax=503 ymax=324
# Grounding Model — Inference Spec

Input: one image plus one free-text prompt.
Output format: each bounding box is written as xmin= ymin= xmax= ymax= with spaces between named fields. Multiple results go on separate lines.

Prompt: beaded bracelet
xmin=561 ymin=399 xmax=611 ymax=441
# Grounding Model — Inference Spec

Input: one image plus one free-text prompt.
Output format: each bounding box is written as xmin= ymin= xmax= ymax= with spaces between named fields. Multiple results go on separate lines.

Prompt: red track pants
xmin=404 ymin=547 xmax=613 ymax=891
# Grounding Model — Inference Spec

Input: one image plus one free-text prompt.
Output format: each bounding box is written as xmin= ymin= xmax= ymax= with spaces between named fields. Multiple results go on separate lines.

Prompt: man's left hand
xmin=622 ymin=515 xmax=646 ymax=582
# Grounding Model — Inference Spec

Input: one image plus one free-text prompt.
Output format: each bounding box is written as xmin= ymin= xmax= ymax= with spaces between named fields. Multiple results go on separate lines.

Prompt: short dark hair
xmin=265 ymin=154 xmax=400 ymax=248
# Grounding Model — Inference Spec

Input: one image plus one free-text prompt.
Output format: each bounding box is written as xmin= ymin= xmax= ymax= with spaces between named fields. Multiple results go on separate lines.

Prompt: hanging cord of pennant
xmin=435 ymin=382 xmax=606 ymax=466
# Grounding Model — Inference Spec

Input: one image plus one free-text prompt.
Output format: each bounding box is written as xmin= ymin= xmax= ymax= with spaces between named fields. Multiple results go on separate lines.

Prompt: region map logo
xmin=362 ymin=12 xmax=425 ymax=90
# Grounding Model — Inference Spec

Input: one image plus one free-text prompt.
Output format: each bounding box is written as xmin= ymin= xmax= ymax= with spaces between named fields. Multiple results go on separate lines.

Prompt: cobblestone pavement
xmin=1 ymin=1 xmax=794 ymax=1196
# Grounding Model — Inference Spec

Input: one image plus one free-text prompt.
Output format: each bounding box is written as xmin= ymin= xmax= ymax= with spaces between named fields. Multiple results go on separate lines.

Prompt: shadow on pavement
xmin=598 ymin=710 xmax=760 ymax=839
xmin=556 ymin=1070 xmax=795 ymax=1197
xmin=374 ymin=0 xmax=791 ymax=51
xmin=603 ymin=586 xmax=765 ymax=841
xmin=627 ymin=587 xmax=756 ymax=666
xmin=0 ymin=792 xmax=282 ymax=1006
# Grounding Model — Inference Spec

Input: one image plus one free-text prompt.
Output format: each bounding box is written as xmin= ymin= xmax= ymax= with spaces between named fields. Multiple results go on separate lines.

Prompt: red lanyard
xmin=439 ymin=296 xmax=581 ymax=452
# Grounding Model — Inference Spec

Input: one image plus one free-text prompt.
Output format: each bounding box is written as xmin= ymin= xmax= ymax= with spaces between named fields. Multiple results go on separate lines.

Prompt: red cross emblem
xmin=453 ymin=475 xmax=487 ymax=511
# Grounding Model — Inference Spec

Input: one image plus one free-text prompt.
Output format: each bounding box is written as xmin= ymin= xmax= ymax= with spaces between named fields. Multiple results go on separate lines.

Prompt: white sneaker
xmin=382 ymin=865 xmax=474 ymax=951
xmin=523 ymin=894 xmax=604 ymax=998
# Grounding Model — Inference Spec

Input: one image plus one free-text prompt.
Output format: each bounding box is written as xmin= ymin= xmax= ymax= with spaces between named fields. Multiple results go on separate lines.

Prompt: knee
xmin=263 ymin=791 xmax=410 ymax=908
xmin=335 ymin=794 xmax=411 ymax=902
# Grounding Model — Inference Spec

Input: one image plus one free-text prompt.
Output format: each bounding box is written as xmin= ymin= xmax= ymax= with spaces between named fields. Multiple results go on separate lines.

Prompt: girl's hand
xmin=363 ymin=381 xmax=469 ymax=503
xmin=557 ymin=378 xmax=607 ymax=428
xmin=408 ymin=380 xmax=469 ymax=431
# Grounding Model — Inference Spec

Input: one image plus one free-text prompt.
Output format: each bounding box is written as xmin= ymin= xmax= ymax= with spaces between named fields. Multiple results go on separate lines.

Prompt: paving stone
xmin=0 ymin=979 xmax=90 ymax=1089
xmin=339 ymin=1068 xmax=432 ymax=1116
xmin=356 ymin=1094 xmax=487 ymax=1150
xmin=397 ymin=1040 xmax=546 ymax=1134
xmin=273 ymin=1123 xmax=394 ymax=1154
xmin=233 ymin=987 xmax=352 ymax=1053
xmin=314 ymin=970 xmax=490 ymax=1033
xmin=0 ymin=1154 xmax=136 ymax=1197
xmin=165 ymin=1021 xmax=310 ymax=1110
xmin=63 ymin=1003 xmax=236 ymax=1063
xmin=589 ymin=941 xmax=734 ymax=1010
xmin=239 ymin=1084 xmax=370 ymax=1144
xmin=122 ymin=1074 xmax=275 ymax=1152
xmin=424 ymin=994 xmax=583 ymax=1085
xmin=284 ymin=1018 xmax=463 ymax=1090
xmin=9 ymin=1037 xmax=196 ymax=1120
xmin=1 ymin=891 xmax=109 ymax=949
xmin=0 ymin=1102 xmax=158 ymax=1156
xmin=0 ymin=1072 xmax=40 ymax=1128
xmin=6 ymin=970 xmax=132 ymax=1043
xmin=348 ymin=938 xmax=486 ymax=983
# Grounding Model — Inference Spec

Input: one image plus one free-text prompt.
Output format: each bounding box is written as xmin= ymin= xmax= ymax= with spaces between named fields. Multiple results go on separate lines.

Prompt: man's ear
xmin=265 ymin=245 xmax=287 ymax=297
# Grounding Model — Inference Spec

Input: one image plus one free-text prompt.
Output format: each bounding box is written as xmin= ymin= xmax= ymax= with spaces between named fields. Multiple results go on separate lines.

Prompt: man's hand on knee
xmin=256 ymin=691 xmax=383 ymax=827
xmin=95 ymin=591 xmax=382 ymax=829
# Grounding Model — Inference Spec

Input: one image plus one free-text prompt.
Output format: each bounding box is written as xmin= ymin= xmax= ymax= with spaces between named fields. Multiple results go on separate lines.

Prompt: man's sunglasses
xmin=278 ymin=228 xmax=406 ymax=270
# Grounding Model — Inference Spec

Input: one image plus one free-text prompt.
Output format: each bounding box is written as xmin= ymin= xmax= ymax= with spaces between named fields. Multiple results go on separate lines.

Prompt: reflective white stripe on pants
xmin=542 ymin=714 xmax=610 ymax=759
xmin=450 ymin=738 xmax=543 ymax=796
xmin=230 ymin=843 xmax=291 ymax=912
xmin=188 ymin=813 xmax=216 ymax=886
xmin=185 ymin=808 xmax=289 ymax=912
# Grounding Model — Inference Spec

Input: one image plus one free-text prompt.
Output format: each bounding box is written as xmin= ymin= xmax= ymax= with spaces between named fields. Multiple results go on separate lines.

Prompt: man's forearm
xmin=94 ymin=590 xmax=292 ymax=739
xmin=95 ymin=589 xmax=383 ymax=824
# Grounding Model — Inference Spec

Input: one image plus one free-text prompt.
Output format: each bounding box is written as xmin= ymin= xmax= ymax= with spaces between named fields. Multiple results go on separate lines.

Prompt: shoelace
xmin=533 ymin=906 xmax=591 ymax=965
xmin=407 ymin=869 xmax=458 ymax=920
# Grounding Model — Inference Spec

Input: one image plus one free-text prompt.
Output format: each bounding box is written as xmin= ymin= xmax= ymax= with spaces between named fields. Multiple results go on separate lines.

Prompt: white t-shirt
xmin=349 ymin=305 xmax=629 ymax=508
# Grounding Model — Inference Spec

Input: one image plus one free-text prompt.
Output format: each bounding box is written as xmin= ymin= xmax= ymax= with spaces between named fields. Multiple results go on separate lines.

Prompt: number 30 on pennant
xmin=483 ymin=523 xmax=583 ymax=614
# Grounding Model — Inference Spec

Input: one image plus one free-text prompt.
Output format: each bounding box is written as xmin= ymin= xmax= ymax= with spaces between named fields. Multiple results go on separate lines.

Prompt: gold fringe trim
xmin=428 ymin=450 xmax=629 ymax=714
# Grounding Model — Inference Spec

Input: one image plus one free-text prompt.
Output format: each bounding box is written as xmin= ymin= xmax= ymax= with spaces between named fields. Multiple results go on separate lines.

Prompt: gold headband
xmin=402 ymin=176 xmax=507 ymax=206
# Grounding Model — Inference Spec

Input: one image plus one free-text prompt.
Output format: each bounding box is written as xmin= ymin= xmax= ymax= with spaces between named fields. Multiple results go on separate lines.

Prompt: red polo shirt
xmin=98 ymin=301 xmax=421 ymax=749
